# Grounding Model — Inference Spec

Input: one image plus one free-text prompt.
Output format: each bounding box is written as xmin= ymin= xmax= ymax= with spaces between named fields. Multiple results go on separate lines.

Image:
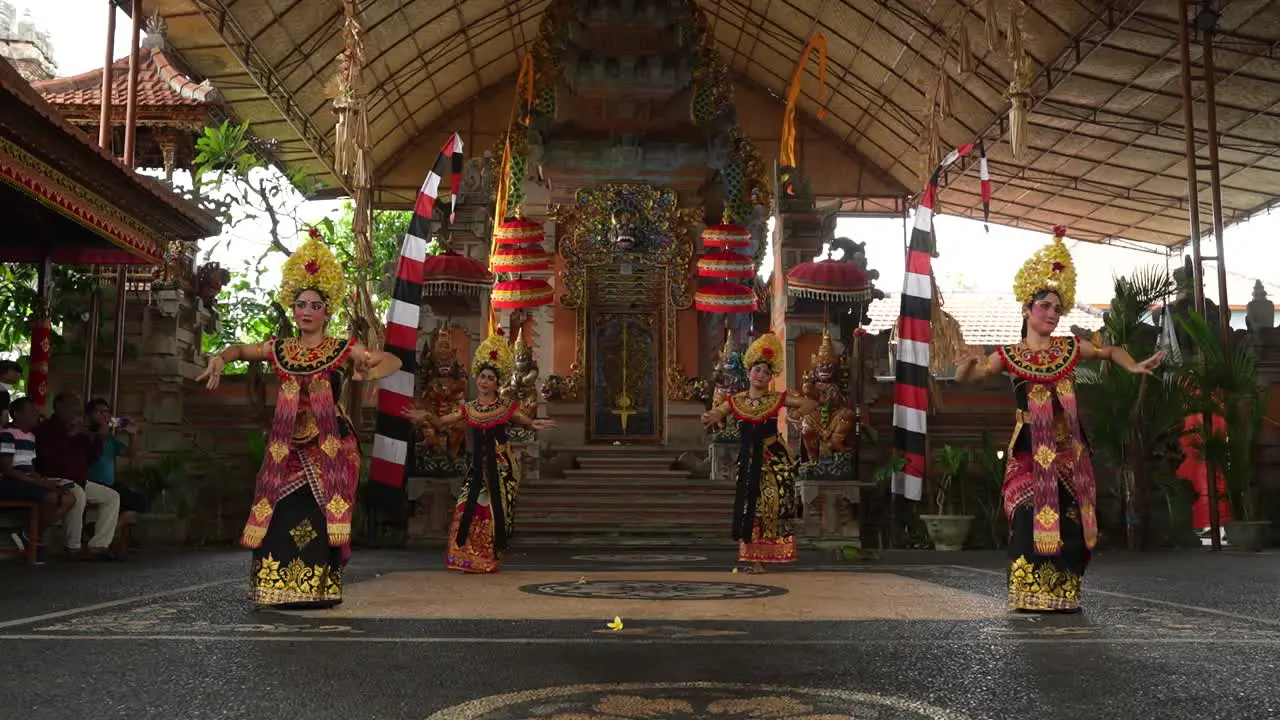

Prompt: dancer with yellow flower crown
xmin=954 ymin=226 xmax=1163 ymax=612
xmin=195 ymin=228 xmax=402 ymax=609
xmin=701 ymin=332 xmax=816 ymax=573
xmin=405 ymin=328 xmax=555 ymax=573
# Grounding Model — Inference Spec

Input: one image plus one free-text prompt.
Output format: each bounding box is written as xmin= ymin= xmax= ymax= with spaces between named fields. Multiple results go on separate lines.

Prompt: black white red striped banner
xmin=369 ymin=132 xmax=463 ymax=500
xmin=891 ymin=143 xmax=988 ymax=501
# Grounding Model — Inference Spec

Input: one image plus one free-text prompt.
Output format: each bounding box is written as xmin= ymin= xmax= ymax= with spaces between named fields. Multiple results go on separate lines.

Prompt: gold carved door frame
xmin=552 ymin=184 xmax=699 ymax=415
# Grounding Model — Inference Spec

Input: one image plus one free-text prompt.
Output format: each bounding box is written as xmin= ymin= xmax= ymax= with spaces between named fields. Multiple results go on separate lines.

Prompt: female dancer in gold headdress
xmin=406 ymin=330 xmax=554 ymax=573
xmin=955 ymin=227 xmax=1162 ymax=612
xmin=701 ymin=332 xmax=816 ymax=572
xmin=196 ymin=229 xmax=402 ymax=608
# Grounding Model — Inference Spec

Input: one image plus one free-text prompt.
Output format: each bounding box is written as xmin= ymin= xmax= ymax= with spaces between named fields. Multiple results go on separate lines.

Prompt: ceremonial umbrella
xmin=492 ymin=277 xmax=555 ymax=309
xmin=697 ymin=250 xmax=756 ymax=279
xmin=420 ymin=250 xmax=492 ymax=296
xmin=694 ymin=282 xmax=757 ymax=313
xmin=490 ymin=245 xmax=553 ymax=274
xmin=785 ymin=258 xmax=875 ymax=303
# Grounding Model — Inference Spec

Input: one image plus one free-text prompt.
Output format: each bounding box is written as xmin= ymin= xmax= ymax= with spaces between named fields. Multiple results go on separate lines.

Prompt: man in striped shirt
xmin=1 ymin=397 xmax=77 ymax=559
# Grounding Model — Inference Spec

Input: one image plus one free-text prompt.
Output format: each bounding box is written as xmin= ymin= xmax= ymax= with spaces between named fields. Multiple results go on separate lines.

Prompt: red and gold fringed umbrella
xmin=421 ymin=250 xmax=493 ymax=296
xmin=785 ymin=258 xmax=875 ymax=303
xmin=695 ymin=282 xmax=757 ymax=313
xmin=492 ymin=277 xmax=555 ymax=309
xmin=694 ymin=214 xmax=757 ymax=313
xmin=491 ymin=244 xmax=553 ymax=274
xmin=697 ymin=250 xmax=756 ymax=279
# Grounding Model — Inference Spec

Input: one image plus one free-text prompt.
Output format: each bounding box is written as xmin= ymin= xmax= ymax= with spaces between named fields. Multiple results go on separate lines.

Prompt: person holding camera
xmin=35 ymin=392 xmax=120 ymax=559
xmin=86 ymin=398 xmax=146 ymax=555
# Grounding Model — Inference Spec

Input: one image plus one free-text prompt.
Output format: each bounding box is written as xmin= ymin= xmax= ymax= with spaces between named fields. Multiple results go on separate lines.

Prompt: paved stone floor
xmin=1 ymin=546 xmax=1278 ymax=719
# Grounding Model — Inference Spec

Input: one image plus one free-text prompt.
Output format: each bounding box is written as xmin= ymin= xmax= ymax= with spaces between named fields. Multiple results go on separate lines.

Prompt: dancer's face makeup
xmin=1025 ymin=291 xmax=1064 ymax=335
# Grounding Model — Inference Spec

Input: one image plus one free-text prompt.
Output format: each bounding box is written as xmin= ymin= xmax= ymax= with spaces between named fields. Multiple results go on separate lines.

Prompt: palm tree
xmin=1176 ymin=311 xmax=1263 ymax=524
xmin=1075 ymin=266 xmax=1187 ymax=550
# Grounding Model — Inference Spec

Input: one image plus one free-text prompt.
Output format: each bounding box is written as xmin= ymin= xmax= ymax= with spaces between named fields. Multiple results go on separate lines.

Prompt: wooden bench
xmin=0 ymin=501 xmax=39 ymax=564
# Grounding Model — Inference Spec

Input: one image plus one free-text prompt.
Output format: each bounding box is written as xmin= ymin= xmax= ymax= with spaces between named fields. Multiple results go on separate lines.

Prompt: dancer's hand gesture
xmin=1133 ymin=351 xmax=1165 ymax=375
xmin=195 ymin=356 xmax=226 ymax=390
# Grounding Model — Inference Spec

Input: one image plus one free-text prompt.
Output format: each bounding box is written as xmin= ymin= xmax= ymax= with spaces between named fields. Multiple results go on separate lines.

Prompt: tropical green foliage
xmin=191 ymin=121 xmax=413 ymax=362
xmin=932 ymin=444 xmax=970 ymax=515
xmin=1074 ymin=265 xmax=1187 ymax=549
xmin=1177 ymin=311 xmax=1264 ymax=521
xmin=0 ymin=263 xmax=104 ymax=376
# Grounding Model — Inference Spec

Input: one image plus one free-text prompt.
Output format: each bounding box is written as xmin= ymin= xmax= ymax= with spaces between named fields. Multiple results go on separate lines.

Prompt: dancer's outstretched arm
xmin=196 ymin=341 xmax=271 ymax=390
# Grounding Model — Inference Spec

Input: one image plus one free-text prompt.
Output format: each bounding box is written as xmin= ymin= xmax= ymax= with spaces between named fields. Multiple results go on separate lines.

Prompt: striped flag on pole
xmin=891 ymin=143 xmax=987 ymax=501
xmin=368 ymin=133 xmax=463 ymax=509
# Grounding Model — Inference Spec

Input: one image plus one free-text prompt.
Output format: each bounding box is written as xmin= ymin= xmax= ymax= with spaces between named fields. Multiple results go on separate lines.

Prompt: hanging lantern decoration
xmin=493 ymin=215 xmax=545 ymax=246
xmin=701 ymin=220 xmax=751 ymax=249
xmin=492 ymin=277 xmax=555 ymax=309
xmin=694 ymin=282 xmax=757 ymax=313
xmin=697 ymin=250 xmax=756 ymax=279
xmin=490 ymin=245 xmax=553 ymax=274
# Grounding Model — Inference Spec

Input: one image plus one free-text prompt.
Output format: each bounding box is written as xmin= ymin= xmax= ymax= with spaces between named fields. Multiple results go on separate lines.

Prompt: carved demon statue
xmin=709 ymin=335 xmax=747 ymax=441
xmin=417 ymin=328 xmax=467 ymax=461
xmin=798 ymin=331 xmax=855 ymax=463
xmin=501 ymin=327 xmax=540 ymax=411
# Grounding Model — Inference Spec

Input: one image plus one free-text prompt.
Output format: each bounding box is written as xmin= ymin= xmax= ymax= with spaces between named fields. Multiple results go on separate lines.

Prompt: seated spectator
xmin=0 ymin=397 xmax=76 ymax=563
xmin=85 ymin=399 xmax=147 ymax=554
xmin=35 ymin=392 xmax=120 ymax=559
xmin=0 ymin=359 xmax=22 ymax=426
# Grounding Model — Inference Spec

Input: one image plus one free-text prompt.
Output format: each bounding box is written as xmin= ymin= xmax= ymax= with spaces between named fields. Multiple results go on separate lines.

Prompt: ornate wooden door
xmin=587 ymin=311 xmax=663 ymax=442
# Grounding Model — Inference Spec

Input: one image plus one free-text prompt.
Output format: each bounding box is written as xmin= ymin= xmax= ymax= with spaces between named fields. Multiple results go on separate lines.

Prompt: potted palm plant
xmin=1178 ymin=311 xmax=1270 ymax=550
xmin=919 ymin=444 xmax=974 ymax=551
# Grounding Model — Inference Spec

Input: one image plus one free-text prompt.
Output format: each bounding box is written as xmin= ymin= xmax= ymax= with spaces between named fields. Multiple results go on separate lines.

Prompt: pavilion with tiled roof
xmin=31 ymin=19 xmax=222 ymax=181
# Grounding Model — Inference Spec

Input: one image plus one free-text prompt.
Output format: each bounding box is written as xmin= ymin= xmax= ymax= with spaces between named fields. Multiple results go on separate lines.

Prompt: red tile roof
xmin=868 ymin=293 xmax=1106 ymax=347
xmin=31 ymin=47 xmax=220 ymax=109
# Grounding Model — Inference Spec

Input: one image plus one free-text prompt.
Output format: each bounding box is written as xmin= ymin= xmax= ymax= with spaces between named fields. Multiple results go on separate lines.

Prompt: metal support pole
xmin=1177 ymin=0 xmax=1223 ymax=551
xmin=109 ymin=268 xmax=127 ymax=412
xmin=82 ymin=275 xmax=101 ymax=401
xmin=96 ymin=1 xmax=116 ymax=150
xmin=1200 ymin=7 xmax=1230 ymax=550
xmin=122 ymin=0 xmax=143 ymax=167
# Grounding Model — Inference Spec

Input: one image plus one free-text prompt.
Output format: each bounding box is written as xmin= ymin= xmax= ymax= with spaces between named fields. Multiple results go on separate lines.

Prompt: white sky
xmin=31 ymin=0 xmax=1280 ymax=310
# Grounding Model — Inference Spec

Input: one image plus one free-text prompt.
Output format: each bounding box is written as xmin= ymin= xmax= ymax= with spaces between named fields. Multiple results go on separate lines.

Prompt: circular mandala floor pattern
xmin=519 ymin=580 xmax=787 ymax=601
xmin=571 ymin=554 xmax=709 ymax=563
xmin=425 ymin=681 xmax=968 ymax=720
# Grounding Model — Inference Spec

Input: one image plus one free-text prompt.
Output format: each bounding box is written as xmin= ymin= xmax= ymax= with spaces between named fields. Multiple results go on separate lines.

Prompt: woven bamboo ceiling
xmin=139 ymin=0 xmax=1280 ymax=248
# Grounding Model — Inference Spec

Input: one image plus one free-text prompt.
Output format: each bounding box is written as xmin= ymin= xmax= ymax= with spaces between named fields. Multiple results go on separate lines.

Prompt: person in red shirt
xmin=34 ymin=392 xmax=120 ymax=558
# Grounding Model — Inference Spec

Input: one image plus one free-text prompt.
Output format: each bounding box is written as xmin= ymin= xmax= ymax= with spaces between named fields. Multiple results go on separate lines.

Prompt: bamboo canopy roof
xmin=138 ymin=0 xmax=1280 ymax=249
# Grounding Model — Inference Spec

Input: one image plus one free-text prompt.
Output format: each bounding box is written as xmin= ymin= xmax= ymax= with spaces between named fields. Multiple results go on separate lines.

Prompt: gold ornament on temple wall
xmin=552 ymin=183 xmax=699 ymax=401
xmin=798 ymin=331 xmax=855 ymax=461
xmin=417 ymin=328 xmax=467 ymax=461
xmin=501 ymin=327 xmax=541 ymax=411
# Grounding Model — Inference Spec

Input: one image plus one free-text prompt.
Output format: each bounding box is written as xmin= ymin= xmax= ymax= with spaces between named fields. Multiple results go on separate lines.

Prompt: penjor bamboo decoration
xmin=780 ymin=32 xmax=829 ymax=169
xmin=490 ymin=51 xmax=538 ymax=267
xmin=332 ymin=0 xmax=382 ymax=350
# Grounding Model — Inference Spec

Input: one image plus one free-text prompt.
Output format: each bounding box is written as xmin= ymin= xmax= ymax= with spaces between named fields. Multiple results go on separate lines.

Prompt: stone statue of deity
xmin=417 ymin=328 xmax=467 ymax=461
xmin=798 ymin=331 xmax=855 ymax=464
xmin=501 ymin=327 xmax=540 ymax=411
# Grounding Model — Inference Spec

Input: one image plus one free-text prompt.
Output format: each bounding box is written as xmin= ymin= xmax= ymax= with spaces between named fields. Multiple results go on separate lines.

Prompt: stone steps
xmin=518 ymin=445 xmax=728 ymax=542
xmin=560 ymin=468 xmax=692 ymax=480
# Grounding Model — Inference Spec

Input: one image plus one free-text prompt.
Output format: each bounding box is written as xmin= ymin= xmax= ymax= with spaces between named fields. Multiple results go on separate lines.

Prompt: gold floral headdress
xmin=278 ymin=227 xmax=346 ymax=310
xmin=472 ymin=329 xmax=515 ymax=382
xmin=1013 ymin=224 xmax=1076 ymax=308
xmin=743 ymin=332 xmax=784 ymax=375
